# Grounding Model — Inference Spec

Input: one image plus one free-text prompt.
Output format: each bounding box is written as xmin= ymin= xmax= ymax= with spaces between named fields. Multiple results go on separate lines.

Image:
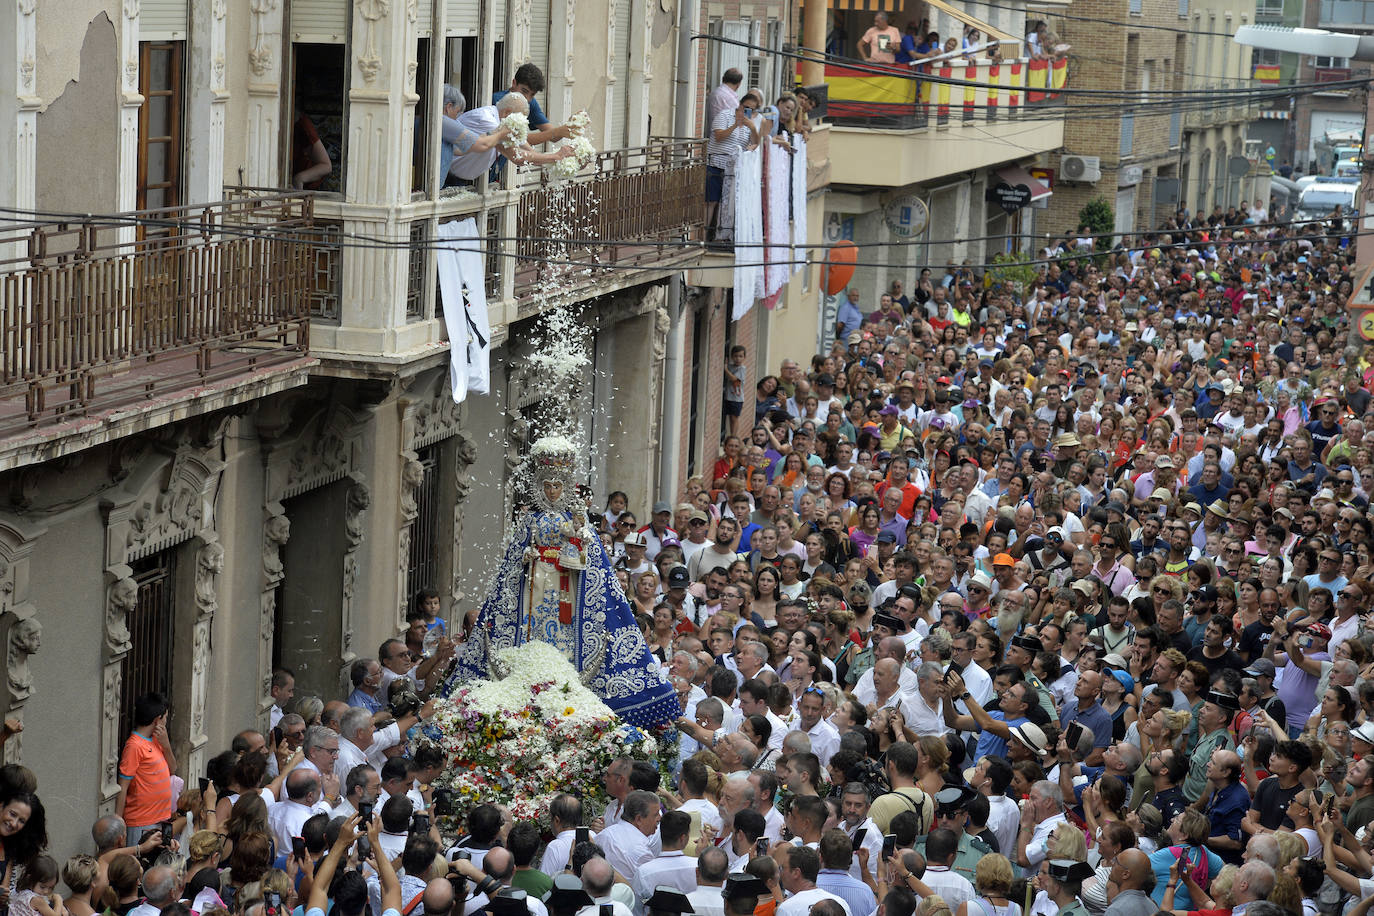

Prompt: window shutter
xmin=140 ymin=0 xmax=188 ymax=39
xmin=291 ymin=0 xmax=349 ymax=43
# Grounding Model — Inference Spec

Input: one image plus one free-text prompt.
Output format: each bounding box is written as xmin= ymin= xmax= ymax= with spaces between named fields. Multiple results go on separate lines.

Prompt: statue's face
xmin=543 ymin=480 xmax=563 ymax=504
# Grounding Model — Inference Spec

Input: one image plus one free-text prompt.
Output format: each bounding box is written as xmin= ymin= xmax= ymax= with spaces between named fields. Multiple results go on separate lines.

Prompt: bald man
xmin=1104 ymin=849 xmax=1156 ymax=916
xmin=1201 ymin=749 xmax=1248 ymax=864
xmin=851 ymin=638 xmax=916 ymax=705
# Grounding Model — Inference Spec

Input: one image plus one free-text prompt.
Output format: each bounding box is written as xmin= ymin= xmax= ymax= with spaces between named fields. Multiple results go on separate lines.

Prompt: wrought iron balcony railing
xmin=0 ymin=192 xmax=313 ymax=434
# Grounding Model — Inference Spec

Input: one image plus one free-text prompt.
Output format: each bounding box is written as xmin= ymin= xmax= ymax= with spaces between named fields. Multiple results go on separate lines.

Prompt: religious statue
xmin=444 ymin=436 xmax=678 ymax=728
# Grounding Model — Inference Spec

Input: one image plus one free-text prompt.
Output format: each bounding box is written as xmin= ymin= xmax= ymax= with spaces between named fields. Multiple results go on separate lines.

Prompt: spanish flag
xmin=1253 ymin=64 xmax=1280 ymax=84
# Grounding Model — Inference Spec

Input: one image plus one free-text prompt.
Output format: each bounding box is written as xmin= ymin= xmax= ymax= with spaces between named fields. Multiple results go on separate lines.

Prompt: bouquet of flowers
xmin=421 ymin=641 xmax=669 ymax=824
xmin=547 ymin=111 xmax=597 ymax=181
xmin=500 ymin=112 xmax=530 ymax=150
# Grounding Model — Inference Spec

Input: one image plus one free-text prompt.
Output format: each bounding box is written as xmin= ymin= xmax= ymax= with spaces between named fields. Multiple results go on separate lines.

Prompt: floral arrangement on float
xmin=421 ymin=641 xmax=673 ymax=823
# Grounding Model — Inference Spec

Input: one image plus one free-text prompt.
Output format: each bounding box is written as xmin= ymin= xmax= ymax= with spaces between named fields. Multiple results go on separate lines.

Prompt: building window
xmin=407 ymin=445 xmax=443 ymax=597
xmin=137 ymin=41 xmax=185 ymax=212
xmin=119 ymin=550 xmax=179 ymax=738
xmin=288 ymin=44 xmax=348 ymax=193
xmin=1314 ymin=55 xmax=1349 ymax=68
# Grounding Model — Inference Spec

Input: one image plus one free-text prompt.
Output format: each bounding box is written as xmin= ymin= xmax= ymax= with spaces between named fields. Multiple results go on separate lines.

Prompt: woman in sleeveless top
xmin=955 ymin=854 xmax=1021 ymax=916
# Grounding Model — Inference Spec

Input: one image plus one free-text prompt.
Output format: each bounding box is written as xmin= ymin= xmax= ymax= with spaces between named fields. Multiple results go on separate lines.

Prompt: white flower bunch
xmin=499 ymin=112 xmax=530 ymax=149
xmin=547 ymin=136 xmax=598 ymax=181
xmin=566 ymin=110 xmax=593 ymax=136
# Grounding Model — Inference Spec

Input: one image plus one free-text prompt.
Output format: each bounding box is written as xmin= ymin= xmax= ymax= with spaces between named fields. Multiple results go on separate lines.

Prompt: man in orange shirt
xmin=875 ymin=456 xmax=923 ymax=519
xmin=116 ymin=692 xmax=178 ymax=845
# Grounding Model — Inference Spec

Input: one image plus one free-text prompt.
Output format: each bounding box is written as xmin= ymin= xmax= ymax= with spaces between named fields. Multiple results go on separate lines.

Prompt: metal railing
xmin=0 ymin=190 xmax=312 ymax=430
xmin=823 ymin=56 xmax=1068 ymax=129
xmin=514 ymin=139 xmax=706 ymax=299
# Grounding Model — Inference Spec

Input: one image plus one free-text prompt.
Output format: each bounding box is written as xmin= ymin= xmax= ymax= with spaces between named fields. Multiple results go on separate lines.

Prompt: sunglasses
xmin=1153 ymin=586 xmax=1172 ymax=595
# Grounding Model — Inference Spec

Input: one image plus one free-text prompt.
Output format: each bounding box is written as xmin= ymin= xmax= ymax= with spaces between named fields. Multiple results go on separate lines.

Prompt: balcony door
xmin=135 ymin=41 xmax=187 ymax=348
xmin=137 ymin=41 xmax=185 ymax=213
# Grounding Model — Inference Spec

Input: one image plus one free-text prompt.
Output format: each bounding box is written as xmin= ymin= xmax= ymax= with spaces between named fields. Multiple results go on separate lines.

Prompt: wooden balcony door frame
xmin=137 ymin=41 xmax=185 ymax=214
xmin=135 ymin=41 xmax=187 ymax=346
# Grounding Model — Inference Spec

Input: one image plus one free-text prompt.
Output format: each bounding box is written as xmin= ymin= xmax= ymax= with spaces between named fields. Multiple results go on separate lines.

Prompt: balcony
xmin=511 ymin=140 xmax=706 ymax=315
xmin=1184 ymin=79 xmax=1261 ymax=129
xmin=302 ymin=138 xmax=708 ymax=361
xmin=823 ymin=56 xmax=1068 ymax=189
xmin=0 ymin=193 xmax=315 ymax=464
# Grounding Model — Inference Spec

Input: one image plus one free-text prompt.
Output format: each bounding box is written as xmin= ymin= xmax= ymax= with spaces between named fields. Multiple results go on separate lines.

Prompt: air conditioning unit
xmin=1061 ymin=155 xmax=1102 ymax=183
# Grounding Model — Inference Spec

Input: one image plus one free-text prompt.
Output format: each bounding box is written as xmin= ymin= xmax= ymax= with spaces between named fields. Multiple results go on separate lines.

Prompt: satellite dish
xmin=1229 ymin=156 xmax=1252 ymax=178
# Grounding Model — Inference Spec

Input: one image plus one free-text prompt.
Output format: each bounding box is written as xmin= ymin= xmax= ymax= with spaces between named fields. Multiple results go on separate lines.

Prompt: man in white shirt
xmin=965 ymin=757 xmax=1018 ymax=858
xmin=740 ymin=680 xmax=787 ymax=752
xmin=268 ymin=769 xmax=331 ymax=851
xmin=797 ymin=688 xmax=841 ymax=768
xmin=269 ymin=669 xmax=295 ymax=730
xmin=541 ymin=794 xmax=593 ymax=876
xmin=597 ymin=790 xmax=660 ymax=880
xmin=376 ymin=795 xmax=414 ymax=862
xmin=126 ymin=867 xmax=180 ymax=916
xmin=335 ymin=705 xmax=429 ymax=786
xmin=920 ymin=829 xmax=975 ymax=911
xmin=901 ymin=663 xmax=951 ymax=737
xmin=1016 ymin=781 xmax=1068 ymax=873
xmin=851 ymin=638 xmax=917 ymax=705
xmin=632 ymin=812 xmax=698 ymax=912
xmin=598 ymin=758 xmax=634 ymax=829
xmin=334 ymin=763 xmax=380 ymax=820
xmin=775 ymin=846 xmax=851 ymax=916
xmin=749 ymin=771 xmax=786 ymax=843
xmin=838 ymin=785 xmax=884 ymax=882
xmin=447 ymin=94 xmax=575 ymax=183
xmin=685 ymin=848 xmax=732 ymax=916
xmin=575 ymin=858 xmax=635 ymax=916
xmin=676 ymin=760 xmax=723 ymax=833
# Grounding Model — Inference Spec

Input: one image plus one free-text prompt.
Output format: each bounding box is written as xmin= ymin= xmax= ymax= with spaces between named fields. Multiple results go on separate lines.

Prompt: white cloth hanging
xmin=436 ymin=218 xmax=492 ymax=402
xmin=764 ymin=143 xmax=791 ymax=298
xmin=732 ymin=146 xmax=764 ymax=320
xmin=790 ymin=135 xmax=808 ymax=271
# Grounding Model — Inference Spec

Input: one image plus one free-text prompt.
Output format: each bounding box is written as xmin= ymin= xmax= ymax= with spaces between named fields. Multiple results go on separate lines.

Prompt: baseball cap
xmin=1102 ymin=653 xmax=1129 ymax=670
xmin=689 ymin=510 xmax=710 ymax=523
xmin=1154 ymin=456 xmax=1175 ymax=469
xmin=666 ymin=566 xmax=691 ymax=589
xmin=992 ymin=553 xmax=1016 ymax=567
xmin=1243 ymin=658 xmax=1276 ymax=679
xmin=875 ymin=531 xmax=897 ymax=544
xmin=936 ymin=376 xmax=952 ymax=385
xmin=1046 ymin=526 xmax=1067 ymax=542
xmin=652 ymin=501 xmax=672 ymax=515
xmin=880 ymin=404 xmax=900 ymax=416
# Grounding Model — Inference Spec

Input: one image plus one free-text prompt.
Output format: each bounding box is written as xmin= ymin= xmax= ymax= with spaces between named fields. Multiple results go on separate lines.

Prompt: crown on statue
xmin=530 ymin=435 xmax=578 ymax=484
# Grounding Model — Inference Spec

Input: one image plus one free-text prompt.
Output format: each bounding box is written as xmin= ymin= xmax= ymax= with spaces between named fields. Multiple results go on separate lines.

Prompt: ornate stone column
xmin=186 ymin=0 xmax=229 ymax=203
xmin=118 ymin=0 xmax=144 ymax=234
xmin=0 ymin=516 xmax=47 ymax=765
xmin=341 ymin=477 xmax=371 ymax=659
xmin=1 ymin=0 xmax=38 ymax=265
xmin=260 ymin=504 xmax=289 ymax=718
xmin=245 ymin=0 xmax=284 ymax=187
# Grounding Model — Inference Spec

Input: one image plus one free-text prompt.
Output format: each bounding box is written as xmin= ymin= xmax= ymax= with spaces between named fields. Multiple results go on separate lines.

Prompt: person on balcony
xmin=895 ymin=21 xmax=922 ymax=64
xmin=291 ymin=108 xmax=333 ymax=191
xmin=707 ymin=68 xmax=744 ymax=138
xmin=859 ymin=12 xmax=902 ymax=65
xmin=446 ymin=93 xmax=576 ymax=186
xmin=705 ymin=90 xmax=762 ymax=240
xmin=488 ymin=64 xmax=578 ymax=184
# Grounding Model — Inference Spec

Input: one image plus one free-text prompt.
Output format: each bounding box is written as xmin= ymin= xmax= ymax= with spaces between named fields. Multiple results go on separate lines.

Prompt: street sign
xmin=1351 ymin=262 xmax=1374 ymax=309
xmin=883 ymin=196 xmax=929 ymax=238
xmin=1360 ymin=310 xmax=1374 ymax=341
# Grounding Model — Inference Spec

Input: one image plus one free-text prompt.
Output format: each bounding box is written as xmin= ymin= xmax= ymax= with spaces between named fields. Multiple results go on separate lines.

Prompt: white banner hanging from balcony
xmin=791 ymin=135 xmax=808 ymax=271
xmin=732 ymin=146 xmax=765 ymax=321
xmin=436 ymin=218 xmax=493 ymax=403
xmin=764 ymin=143 xmax=790 ymax=302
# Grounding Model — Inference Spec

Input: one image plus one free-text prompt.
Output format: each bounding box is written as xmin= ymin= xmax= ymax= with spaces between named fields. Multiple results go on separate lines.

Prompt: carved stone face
xmin=11 ymin=619 xmax=39 ymax=655
xmin=111 ymin=578 xmax=138 ymax=612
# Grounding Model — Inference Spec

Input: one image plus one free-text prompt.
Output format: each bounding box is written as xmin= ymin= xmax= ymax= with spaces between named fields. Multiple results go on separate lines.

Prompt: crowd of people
xmin=8 ymin=214 xmax=1374 ymax=916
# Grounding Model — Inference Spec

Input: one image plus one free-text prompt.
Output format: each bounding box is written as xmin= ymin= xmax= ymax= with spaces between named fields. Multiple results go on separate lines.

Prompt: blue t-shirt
xmin=973 ymin=711 xmax=1026 ymax=761
xmin=896 ymin=34 xmax=918 ymax=63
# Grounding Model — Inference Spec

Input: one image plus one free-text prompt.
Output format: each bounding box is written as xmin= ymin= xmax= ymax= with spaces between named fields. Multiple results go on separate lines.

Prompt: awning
xmin=1259 ymin=110 xmax=1290 ymax=119
xmin=995 ymin=164 xmax=1052 ymax=202
xmin=829 ymin=0 xmax=900 ymax=11
xmin=922 ymin=0 xmax=1018 ymax=43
